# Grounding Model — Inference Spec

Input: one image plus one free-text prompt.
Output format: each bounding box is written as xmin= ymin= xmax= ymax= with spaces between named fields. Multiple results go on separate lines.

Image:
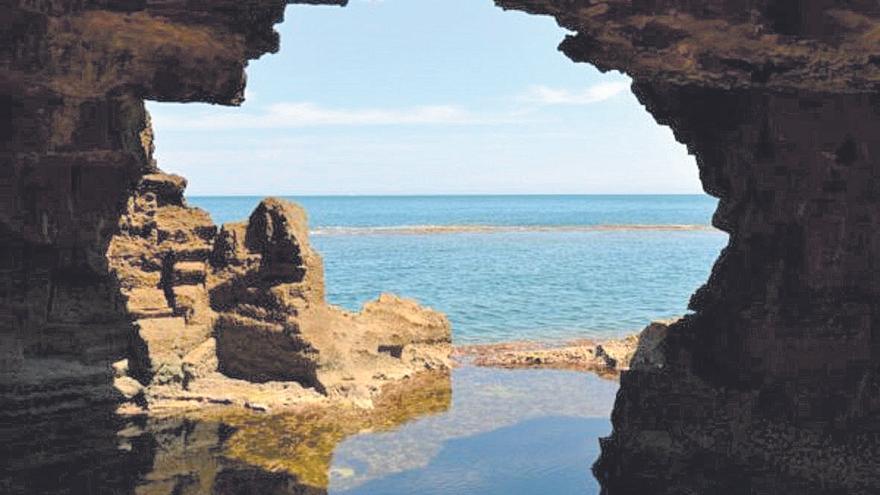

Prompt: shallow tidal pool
xmin=1 ymin=367 xmax=618 ymax=494
xmin=327 ymin=366 xmax=617 ymax=495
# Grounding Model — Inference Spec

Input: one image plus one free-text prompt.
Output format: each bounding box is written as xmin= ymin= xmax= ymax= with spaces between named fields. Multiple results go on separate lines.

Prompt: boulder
xmin=210 ymin=198 xmax=452 ymax=396
xmin=108 ymin=185 xmax=452 ymax=406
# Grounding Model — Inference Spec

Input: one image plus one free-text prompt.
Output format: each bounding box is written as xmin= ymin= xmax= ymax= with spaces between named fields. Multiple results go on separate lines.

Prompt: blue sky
xmin=147 ymin=0 xmax=702 ymax=196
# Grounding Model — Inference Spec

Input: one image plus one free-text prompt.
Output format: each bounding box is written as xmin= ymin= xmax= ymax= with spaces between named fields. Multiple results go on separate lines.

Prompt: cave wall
xmin=637 ymin=86 xmax=880 ymax=406
xmin=0 ymin=0 xmax=347 ymax=403
xmin=0 ymin=93 xmax=150 ymax=371
xmin=490 ymin=1 xmax=880 ymax=493
xmin=594 ymin=86 xmax=880 ymax=494
xmin=4 ymin=0 xmax=880 ymax=493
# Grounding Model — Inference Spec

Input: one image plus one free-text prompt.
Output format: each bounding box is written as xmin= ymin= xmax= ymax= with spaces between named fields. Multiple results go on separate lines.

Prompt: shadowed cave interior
xmin=3 ymin=1 xmax=880 ymax=494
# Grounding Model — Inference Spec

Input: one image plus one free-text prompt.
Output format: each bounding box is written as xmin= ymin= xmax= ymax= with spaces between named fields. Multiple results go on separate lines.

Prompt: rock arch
xmin=4 ymin=1 xmax=880 ymax=493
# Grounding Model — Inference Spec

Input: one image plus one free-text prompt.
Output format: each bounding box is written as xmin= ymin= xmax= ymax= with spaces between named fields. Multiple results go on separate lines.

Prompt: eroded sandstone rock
xmin=109 ymin=172 xmax=216 ymax=384
xmin=209 ymin=197 xmax=452 ymax=400
xmin=6 ymin=0 xmax=880 ymax=493
xmin=106 ymin=179 xmax=451 ymax=409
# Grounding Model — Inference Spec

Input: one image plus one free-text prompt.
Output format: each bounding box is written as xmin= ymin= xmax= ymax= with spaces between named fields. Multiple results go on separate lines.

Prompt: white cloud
xmin=149 ymin=81 xmax=631 ymax=132
xmin=519 ymin=81 xmax=630 ymax=105
xmin=151 ymin=102 xmax=502 ymax=130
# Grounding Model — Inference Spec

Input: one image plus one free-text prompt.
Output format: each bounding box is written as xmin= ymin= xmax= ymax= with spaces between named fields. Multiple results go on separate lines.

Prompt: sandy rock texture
xmin=209 ymin=197 xmax=451 ymax=401
xmin=107 ymin=175 xmax=451 ymax=412
xmin=6 ymin=0 xmax=880 ymax=493
xmin=1 ymin=0 xmax=352 ymax=423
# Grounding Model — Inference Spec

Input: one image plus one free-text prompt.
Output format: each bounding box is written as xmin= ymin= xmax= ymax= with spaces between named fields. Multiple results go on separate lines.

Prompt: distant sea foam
xmin=310 ymin=224 xmax=715 ymax=236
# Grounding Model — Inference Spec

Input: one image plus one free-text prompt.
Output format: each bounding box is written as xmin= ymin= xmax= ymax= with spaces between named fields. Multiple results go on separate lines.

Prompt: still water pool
xmin=329 ymin=367 xmax=616 ymax=494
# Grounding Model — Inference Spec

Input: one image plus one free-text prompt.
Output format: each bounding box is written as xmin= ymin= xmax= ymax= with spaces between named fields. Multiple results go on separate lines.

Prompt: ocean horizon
xmin=190 ymin=194 xmax=727 ymax=345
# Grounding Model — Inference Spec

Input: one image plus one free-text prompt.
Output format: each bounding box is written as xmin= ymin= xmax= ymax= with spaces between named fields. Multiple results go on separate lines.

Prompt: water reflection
xmin=330 ymin=367 xmax=616 ymax=494
xmin=1 ymin=368 xmax=619 ymax=494
xmin=337 ymin=416 xmax=610 ymax=495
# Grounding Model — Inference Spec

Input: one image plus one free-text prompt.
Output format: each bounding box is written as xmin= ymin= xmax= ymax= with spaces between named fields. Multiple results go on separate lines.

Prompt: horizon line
xmin=185 ymin=192 xmax=711 ymax=198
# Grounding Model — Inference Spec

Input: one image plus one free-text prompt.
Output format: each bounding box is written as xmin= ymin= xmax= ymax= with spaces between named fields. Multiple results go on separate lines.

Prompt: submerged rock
xmin=459 ymin=319 xmax=675 ymax=378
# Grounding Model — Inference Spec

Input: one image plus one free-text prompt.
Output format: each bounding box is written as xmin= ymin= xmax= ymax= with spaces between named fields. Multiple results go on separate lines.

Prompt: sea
xmin=4 ymin=195 xmax=727 ymax=494
xmin=183 ymin=194 xmax=726 ymax=494
xmin=191 ymin=194 xmax=727 ymax=344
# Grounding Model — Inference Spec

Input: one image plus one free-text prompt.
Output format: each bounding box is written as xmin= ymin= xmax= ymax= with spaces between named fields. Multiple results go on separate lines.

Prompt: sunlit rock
xmin=210 ymin=198 xmax=452 ymax=398
xmin=5 ymin=0 xmax=880 ymax=493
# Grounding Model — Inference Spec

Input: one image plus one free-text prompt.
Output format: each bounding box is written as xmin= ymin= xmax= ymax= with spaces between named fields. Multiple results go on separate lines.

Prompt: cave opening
xmin=139 ymin=1 xmax=727 ymax=493
xmin=146 ymin=0 xmax=723 ymax=343
xmin=9 ymin=1 xmax=880 ymax=493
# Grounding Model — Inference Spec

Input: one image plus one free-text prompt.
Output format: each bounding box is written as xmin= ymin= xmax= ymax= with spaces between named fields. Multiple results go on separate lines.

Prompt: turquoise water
xmin=191 ymin=194 xmax=716 ymax=228
xmin=190 ymin=195 xmax=727 ymax=344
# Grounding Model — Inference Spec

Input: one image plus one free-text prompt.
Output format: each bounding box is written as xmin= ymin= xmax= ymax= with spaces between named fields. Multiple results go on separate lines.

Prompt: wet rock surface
xmin=5 ymin=1 xmax=880 ymax=494
xmin=456 ymin=320 xmax=674 ymax=379
xmin=1 ymin=370 xmax=451 ymax=494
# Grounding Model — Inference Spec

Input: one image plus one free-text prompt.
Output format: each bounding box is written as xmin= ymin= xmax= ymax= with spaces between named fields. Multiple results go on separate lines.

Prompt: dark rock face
xmin=590 ymin=86 xmax=880 ymax=495
xmin=1 ymin=0 xmax=348 ymax=404
xmin=491 ymin=2 xmax=880 ymax=493
xmin=4 ymin=0 xmax=880 ymax=493
xmin=496 ymin=0 xmax=880 ymax=93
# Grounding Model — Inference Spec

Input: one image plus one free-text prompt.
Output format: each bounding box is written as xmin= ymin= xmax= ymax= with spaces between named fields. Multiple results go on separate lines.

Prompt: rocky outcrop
xmin=1 ymin=0 xmax=448 ymax=416
xmin=1 ymin=0 xmax=349 ymax=417
xmin=208 ymin=197 xmax=451 ymax=400
xmin=6 ymin=0 xmax=880 ymax=493
xmin=1 ymin=2 xmax=452 ymax=492
xmin=109 ymin=172 xmax=217 ymax=386
xmin=105 ymin=174 xmax=451 ymax=410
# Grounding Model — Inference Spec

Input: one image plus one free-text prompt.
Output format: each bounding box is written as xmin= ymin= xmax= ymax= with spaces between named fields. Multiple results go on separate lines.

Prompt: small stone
xmin=112 ymin=359 xmax=129 ymax=378
xmin=114 ymin=376 xmax=145 ymax=400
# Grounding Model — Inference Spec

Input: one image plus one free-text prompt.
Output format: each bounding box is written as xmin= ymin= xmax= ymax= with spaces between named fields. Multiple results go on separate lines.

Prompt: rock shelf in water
xmin=455 ymin=320 xmax=672 ymax=379
xmin=107 ymin=173 xmax=452 ymax=413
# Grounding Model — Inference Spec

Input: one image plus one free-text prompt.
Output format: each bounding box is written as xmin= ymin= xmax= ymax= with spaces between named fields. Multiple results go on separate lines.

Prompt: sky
xmin=147 ymin=0 xmax=702 ymax=196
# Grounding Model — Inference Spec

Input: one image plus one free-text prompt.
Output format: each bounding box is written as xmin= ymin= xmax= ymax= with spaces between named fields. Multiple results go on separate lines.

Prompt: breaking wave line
xmin=309 ymin=224 xmax=717 ymax=236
